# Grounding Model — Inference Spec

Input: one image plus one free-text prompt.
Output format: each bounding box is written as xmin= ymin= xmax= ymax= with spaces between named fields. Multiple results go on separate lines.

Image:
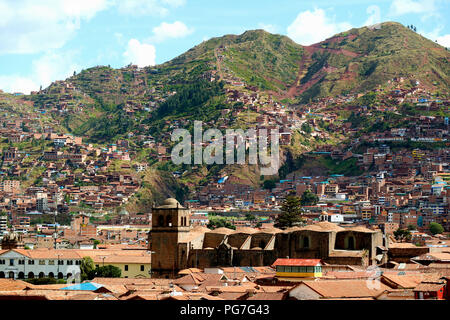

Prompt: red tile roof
xmin=272 ymin=259 xmax=322 ymax=267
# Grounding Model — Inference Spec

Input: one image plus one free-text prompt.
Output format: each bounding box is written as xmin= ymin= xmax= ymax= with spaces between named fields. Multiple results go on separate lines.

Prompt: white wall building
xmin=0 ymin=249 xmax=81 ymax=280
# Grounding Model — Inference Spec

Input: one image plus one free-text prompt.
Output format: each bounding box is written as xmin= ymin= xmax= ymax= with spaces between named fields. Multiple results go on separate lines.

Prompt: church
xmin=149 ymin=198 xmax=388 ymax=278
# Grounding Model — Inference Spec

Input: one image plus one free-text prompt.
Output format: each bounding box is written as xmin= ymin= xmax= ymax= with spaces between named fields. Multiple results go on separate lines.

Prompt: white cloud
xmin=389 ymin=0 xmax=438 ymax=19
xmin=0 ymin=75 xmax=38 ymax=94
xmin=0 ymin=50 xmax=81 ymax=94
xmin=149 ymin=21 xmax=194 ymax=43
xmin=421 ymin=27 xmax=450 ymax=48
xmin=116 ymin=0 xmax=185 ymax=16
xmin=258 ymin=23 xmax=278 ymax=34
xmin=364 ymin=5 xmax=381 ymax=26
xmin=162 ymin=0 xmax=186 ymax=7
xmin=435 ymin=34 xmax=450 ymax=48
xmin=0 ymin=0 xmax=110 ymax=54
xmin=123 ymin=39 xmax=156 ymax=68
xmin=287 ymin=8 xmax=353 ymax=45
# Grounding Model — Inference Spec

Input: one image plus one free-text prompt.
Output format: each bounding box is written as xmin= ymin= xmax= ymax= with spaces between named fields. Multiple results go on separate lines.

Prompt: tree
xmin=245 ymin=213 xmax=256 ymax=221
xmin=429 ymin=222 xmax=444 ymax=235
xmin=300 ymin=190 xmax=319 ymax=206
xmin=301 ymin=122 xmax=312 ymax=134
xmin=407 ymin=224 xmax=416 ymax=231
xmin=80 ymin=256 xmax=95 ymax=281
xmin=93 ymin=239 xmax=101 ymax=249
xmin=275 ymin=192 xmax=303 ymax=229
xmin=394 ymin=228 xmax=411 ymax=242
xmin=90 ymin=265 xmax=121 ymax=278
xmin=263 ymin=179 xmax=276 ymax=190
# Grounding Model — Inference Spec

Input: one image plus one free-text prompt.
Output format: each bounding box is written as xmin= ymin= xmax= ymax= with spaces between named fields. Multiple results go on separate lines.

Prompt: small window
xmin=124 ymin=265 xmax=128 ymax=271
xmin=58 ymin=260 xmax=64 ymax=265
xmin=303 ymin=236 xmax=310 ymax=248
xmin=140 ymin=265 xmax=144 ymax=272
xmin=28 ymin=260 xmax=34 ymax=265
xmin=67 ymin=260 xmax=73 ymax=265
xmin=158 ymin=215 xmax=164 ymax=227
xmin=39 ymin=260 xmax=45 ymax=265
xmin=9 ymin=259 xmax=14 ymax=266
xmin=48 ymin=260 xmax=55 ymax=265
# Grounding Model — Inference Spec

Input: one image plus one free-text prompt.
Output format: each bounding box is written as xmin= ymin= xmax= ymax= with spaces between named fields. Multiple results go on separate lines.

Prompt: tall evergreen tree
xmin=275 ymin=192 xmax=303 ymax=229
xmin=300 ymin=190 xmax=319 ymax=206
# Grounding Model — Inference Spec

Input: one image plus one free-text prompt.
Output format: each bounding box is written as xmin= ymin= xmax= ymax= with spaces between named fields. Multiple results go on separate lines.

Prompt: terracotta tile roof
xmin=122 ymin=293 xmax=161 ymax=300
xmin=216 ymin=292 xmax=248 ymax=300
xmin=173 ymin=274 xmax=203 ymax=286
xmin=258 ymin=286 xmax=291 ymax=293
xmin=246 ymin=292 xmax=286 ymax=300
xmin=272 ymin=258 xmax=322 ymax=267
xmin=178 ymin=268 xmax=203 ymax=275
xmin=294 ymin=279 xmax=390 ymax=298
xmin=381 ymin=273 xmax=440 ymax=289
xmin=91 ymin=278 xmax=172 ymax=286
xmin=413 ymin=282 xmax=446 ymax=292
xmin=324 ymin=271 xmax=381 ymax=280
xmin=0 ymin=279 xmax=33 ymax=291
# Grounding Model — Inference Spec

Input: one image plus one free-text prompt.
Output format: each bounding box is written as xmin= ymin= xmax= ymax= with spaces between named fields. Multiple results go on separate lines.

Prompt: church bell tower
xmin=149 ymin=198 xmax=191 ymax=278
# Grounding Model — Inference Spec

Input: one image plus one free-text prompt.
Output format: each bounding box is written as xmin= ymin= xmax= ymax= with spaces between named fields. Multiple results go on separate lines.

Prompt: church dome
xmin=156 ymin=198 xmax=184 ymax=209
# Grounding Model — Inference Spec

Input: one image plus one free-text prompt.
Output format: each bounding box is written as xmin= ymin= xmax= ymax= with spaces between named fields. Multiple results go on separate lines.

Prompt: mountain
xmin=6 ymin=21 xmax=449 ymax=203
xmin=291 ymin=21 xmax=449 ymax=103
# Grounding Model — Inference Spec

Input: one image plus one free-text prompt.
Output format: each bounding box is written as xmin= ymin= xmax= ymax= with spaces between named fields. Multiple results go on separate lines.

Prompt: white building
xmin=0 ymin=249 xmax=81 ymax=280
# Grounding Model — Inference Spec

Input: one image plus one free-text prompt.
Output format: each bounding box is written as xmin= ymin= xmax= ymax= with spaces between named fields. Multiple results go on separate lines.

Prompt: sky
xmin=0 ymin=0 xmax=449 ymax=94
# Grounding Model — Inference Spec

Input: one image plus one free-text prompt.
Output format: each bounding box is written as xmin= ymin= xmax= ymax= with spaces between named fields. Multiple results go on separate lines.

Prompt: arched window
xmin=58 ymin=272 xmax=64 ymax=279
xmin=0 ymin=271 xmax=5 ymax=278
xmin=8 ymin=272 xmax=14 ymax=279
xmin=18 ymin=272 xmax=25 ymax=279
xmin=158 ymin=215 xmax=164 ymax=227
xmin=38 ymin=272 xmax=45 ymax=278
xmin=166 ymin=215 xmax=172 ymax=227
xmin=48 ymin=272 xmax=55 ymax=278
xmin=28 ymin=272 xmax=35 ymax=279
xmin=303 ymin=236 xmax=310 ymax=248
xmin=66 ymin=273 xmax=72 ymax=280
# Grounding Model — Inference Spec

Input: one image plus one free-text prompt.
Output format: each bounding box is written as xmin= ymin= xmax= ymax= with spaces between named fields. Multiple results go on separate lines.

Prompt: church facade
xmin=149 ymin=198 xmax=388 ymax=278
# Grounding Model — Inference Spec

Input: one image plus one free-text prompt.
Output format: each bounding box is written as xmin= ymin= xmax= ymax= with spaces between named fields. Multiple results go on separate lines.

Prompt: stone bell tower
xmin=149 ymin=198 xmax=191 ymax=278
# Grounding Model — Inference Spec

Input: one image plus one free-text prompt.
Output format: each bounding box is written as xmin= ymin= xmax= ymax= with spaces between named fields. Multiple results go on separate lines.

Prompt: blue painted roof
xmin=61 ymin=282 xmax=103 ymax=291
xmin=240 ymin=267 xmax=257 ymax=273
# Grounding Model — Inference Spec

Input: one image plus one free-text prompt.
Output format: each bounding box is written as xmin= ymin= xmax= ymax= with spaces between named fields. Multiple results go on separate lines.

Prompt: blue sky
xmin=0 ymin=0 xmax=449 ymax=94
